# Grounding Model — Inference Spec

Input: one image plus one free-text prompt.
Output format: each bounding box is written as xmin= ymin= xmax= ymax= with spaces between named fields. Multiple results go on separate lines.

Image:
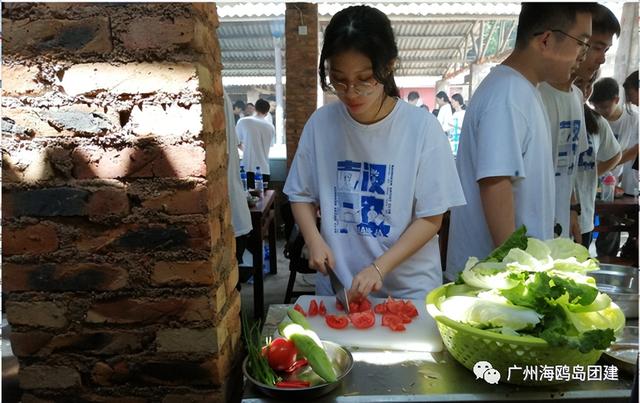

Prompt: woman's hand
xmin=348 ymin=264 xmax=383 ymax=301
xmin=307 ymin=237 xmax=335 ymax=274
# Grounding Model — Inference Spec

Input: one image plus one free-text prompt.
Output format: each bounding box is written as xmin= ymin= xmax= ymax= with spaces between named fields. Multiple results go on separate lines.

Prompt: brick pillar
xmin=2 ymin=3 xmax=241 ymax=402
xmin=285 ymin=3 xmax=318 ymax=169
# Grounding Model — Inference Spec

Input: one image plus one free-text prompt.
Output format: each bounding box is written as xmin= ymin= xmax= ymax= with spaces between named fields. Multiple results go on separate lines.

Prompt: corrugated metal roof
xmin=218 ymin=2 xmax=520 ymax=81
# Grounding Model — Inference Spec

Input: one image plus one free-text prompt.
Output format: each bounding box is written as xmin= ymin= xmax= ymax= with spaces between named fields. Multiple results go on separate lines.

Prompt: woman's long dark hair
xmin=584 ymin=104 xmax=600 ymax=135
xmin=436 ymin=91 xmax=451 ymax=104
xmin=319 ymin=5 xmax=399 ymax=98
xmin=451 ymin=93 xmax=466 ymax=110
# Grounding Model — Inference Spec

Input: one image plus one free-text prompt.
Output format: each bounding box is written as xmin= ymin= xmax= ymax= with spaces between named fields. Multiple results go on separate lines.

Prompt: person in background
xmin=245 ymin=102 xmax=256 ymax=116
xmin=573 ymin=4 xmax=620 ymax=84
xmin=435 ymin=91 xmax=453 ymax=135
xmin=236 ymin=99 xmax=275 ymax=189
xmin=574 ymin=73 xmax=621 ymax=248
xmin=223 ymin=92 xmax=252 ymax=268
xmin=446 ymin=3 xmax=594 ymax=280
xmin=450 ymin=93 xmax=466 ymax=155
xmin=590 ymin=77 xmax=639 ymax=196
xmin=420 ymin=104 xmax=430 ymax=113
xmin=284 ymin=5 xmax=465 ymax=301
xmin=407 ymin=91 xmax=421 ymax=106
xmin=232 ymin=100 xmax=246 ymax=124
xmin=623 ymin=70 xmax=638 ymax=107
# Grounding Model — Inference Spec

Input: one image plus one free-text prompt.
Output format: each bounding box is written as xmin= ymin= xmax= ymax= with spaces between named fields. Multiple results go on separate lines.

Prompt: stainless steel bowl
xmin=591 ymin=264 xmax=638 ymax=319
xmin=602 ymin=326 xmax=638 ymax=374
xmin=243 ymin=340 xmax=353 ymax=400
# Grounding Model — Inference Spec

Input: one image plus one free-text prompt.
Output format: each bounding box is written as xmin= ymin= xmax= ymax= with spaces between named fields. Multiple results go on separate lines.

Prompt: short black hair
xmin=623 ymin=70 xmax=638 ymax=92
xmin=233 ymin=100 xmax=246 ymax=111
xmin=590 ymin=77 xmax=619 ymax=103
xmin=591 ymin=4 xmax=620 ymax=37
xmin=515 ymin=3 xmax=596 ymax=50
xmin=407 ymin=91 xmax=420 ymax=101
xmin=255 ymin=99 xmax=270 ymax=114
xmin=319 ymin=5 xmax=399 ymax=98
xmin=436 ymin=91 xmax=450 ymax=103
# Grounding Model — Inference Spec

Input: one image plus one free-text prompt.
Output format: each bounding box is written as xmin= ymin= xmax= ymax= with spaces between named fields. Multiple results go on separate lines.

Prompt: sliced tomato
xmin=335 ymin=300 xmax=344 ymax=311
xmin=308 ymin=300 xmax=318 ymax=316
xmin=385 ymin=298 xmax=405 ymax=315
xmin=294 ymin=304 xmax=306 ymax=316
xmin=381 ymin=313 xmax=403 ymax=327
xmin=348 ymin=301 xmax=360 ymax=313
xmin=398 ymin=313 xmax=412 ymax=324
xmin=374 ymin=303 xmax=387 ymax=314
xmin=284 ymin=358 xmax=308 ymax=373
xmin=358 ymin=298 xmax=372 ymax=312
xmin=388 ymin=322 xmax=406 ymax=331
xmin=319 ymin=300 xmax=327 ymax=316
xmin=275 ymin=380 xmax=311 ymax=388
xmin=402 ymin=300 xmax=419 ymax=318
xmin=266 ymin=338 xmax=298 ymax=371
xmin=349 ymin=309 xmax=375 ymax=329
xmin=325 ymin=314 xmax=349 ymax=329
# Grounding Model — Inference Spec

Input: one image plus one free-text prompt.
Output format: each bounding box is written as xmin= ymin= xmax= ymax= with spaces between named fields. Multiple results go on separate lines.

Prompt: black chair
xmin=281 ymin=202 xmax=315 ymax=303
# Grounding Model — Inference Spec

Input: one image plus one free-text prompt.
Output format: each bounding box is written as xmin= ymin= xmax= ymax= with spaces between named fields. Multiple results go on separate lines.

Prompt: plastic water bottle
xmin=239 ymin=165 xmax=247 ymax=192
xmin=254 ymin=166 xmax=264 ymax=196
xmin=263 ymin=244 xmax=270 ymax=275
xmin=601 ymin=173 xmax=616 ymax=202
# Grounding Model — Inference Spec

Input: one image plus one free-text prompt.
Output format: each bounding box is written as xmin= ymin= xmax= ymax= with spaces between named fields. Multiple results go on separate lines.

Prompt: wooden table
xmin=244 ymin=189 xmax=277 ymax=320
xmin=594 ymin=195 xmax=638 ymax=265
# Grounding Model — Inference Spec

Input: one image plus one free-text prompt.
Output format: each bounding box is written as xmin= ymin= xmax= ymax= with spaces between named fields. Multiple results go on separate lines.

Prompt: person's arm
xmin=478 ymin=176 xmax=515 ymax=247
xmin=617 ymin=145 xmax=639 ymax=166
xmin=597 ymin=151 xmax=622 ymax=176
xmin=349 ymin=214 xmax=442 ymax=299
xmin=569 ymin=191 xmax=581 ymax=240
xmin=291 ymin=202 xmax=333 ymax=273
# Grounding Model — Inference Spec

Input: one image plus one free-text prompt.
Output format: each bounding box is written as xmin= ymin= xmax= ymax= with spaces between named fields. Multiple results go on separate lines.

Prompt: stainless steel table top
xmin=242 ymin=304 xmax=635 ymax=402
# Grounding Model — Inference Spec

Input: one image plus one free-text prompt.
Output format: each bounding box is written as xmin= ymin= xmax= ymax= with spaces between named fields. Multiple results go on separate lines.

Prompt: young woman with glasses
xmin=283 ymin=5 xmax=465 ymax=301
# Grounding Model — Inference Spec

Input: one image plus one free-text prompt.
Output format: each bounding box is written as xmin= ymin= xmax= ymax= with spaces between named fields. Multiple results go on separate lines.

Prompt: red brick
xmin=3 ymin=262 xmax=128 ymax=292
xmin=61 ymin=63 xmax=198 ymax=97
xmin=156 ymin=145 xmax=206 ymax=178
xmin=87 ymin=188 xmax=130 ymax=217
xmin=10 ymin=331 xmax=53 ymax=357
xmin=142 ymin=186 xmax=207 ymax=215
xmin=21 ymin=394 xmax=55 ymax=403
xmin=4 ymin=18 xmax=112 ymax=55
xmin=200 ymin=101 xmax=225 ymax=133
xmin=204 ymin=141 xmax=227 ymax=174
xmin=155 ymin=327 xmax=221 ymax=354
xmin=162 ymin=391 xmax=226 ymax=403
xmin=201 ymin=344 xmax=234 ymax=386
xmin=151 ymin=260 xmax=215 ymax=286
xmin=3 ymin=223 xmax=58 ymax=256
xmin=80 ymin=395 xmax=147 ymax=403
xmin=120 ymin=17 xmax=193 ymax=50
xmin=186 ymin=222 xmax=211 ymax=251
xmin=20 ymin=365 xmax=81 ymax=389
xmin=1 ymin=146 xmax=56 ymax=183
xmin=13 ymin=330 xmax=144 ymax=357
xmin=75 ymin=226 xmax=129 ymax=252
xmin=85 ymin=295 xmax=214 ymax=324
xmin=129 ymin=104 xmax=203 ymax=137
xmin=6 ymin=301 xmax=68 ymax=328
xmin=2 ymin=64 xmax=43 ymax=96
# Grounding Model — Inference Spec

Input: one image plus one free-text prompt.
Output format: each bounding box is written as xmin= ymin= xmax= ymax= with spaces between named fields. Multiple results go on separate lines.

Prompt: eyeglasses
xmin=326 ymin=79 xmax=378 ymax=96
xmin=534 ymin=29 xmax=591 ymax=51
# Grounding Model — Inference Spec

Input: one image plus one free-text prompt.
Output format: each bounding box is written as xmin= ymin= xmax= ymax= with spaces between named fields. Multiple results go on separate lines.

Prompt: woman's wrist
xmin=372 ymin=261 xmax=385 ymax=282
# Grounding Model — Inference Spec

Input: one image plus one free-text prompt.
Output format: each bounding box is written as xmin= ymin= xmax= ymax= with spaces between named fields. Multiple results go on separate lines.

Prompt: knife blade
xmin=326 ymin=261 xmax=350 ymax=313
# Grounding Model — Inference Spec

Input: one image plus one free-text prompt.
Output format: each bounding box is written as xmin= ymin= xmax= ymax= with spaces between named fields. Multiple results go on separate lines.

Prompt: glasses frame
xmin=326 ymin=78 xmax=378 ymax=96
xmin=533 ymin=29 xmax=591 ymax=51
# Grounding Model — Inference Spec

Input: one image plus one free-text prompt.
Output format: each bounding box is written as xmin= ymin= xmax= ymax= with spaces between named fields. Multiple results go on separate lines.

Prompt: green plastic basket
xmin=426 ymin=284 xmax=603 ymax=385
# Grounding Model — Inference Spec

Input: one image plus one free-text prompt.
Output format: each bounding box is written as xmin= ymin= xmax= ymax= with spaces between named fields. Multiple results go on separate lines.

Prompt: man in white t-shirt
xmin=446 ymin=3 xmax=594 ymax=279
xmin=591 ymin=78 xmax=640 ymax=196
xmin=236 ymin=99 xmax=275 ymax=189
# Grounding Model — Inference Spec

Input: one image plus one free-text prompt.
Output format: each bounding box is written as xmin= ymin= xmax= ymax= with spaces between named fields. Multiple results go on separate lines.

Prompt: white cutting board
xmin=287 ymin=295 xmax=443 ymax=352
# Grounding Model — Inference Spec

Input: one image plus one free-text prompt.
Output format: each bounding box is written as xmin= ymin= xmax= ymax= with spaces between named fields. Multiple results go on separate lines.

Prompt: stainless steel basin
xmin=591 ymin=264 xmax=638 ymax=319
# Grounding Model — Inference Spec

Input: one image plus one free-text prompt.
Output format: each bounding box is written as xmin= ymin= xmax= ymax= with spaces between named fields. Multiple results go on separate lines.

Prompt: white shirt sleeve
xmin=596 ymin=118 xmax=622 ymax=162
xmin=283 ymin=122 xmax=319 ymax=203
xmin=475 ymin=104 xmax=528 ymax=181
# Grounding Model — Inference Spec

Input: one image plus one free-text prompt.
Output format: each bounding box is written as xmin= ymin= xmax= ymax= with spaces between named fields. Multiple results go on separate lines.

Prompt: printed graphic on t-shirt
xmin=334 ymin=160 xmax=393 ymax=238
xmin=556 ymin=120 xmax=581 ymax=176
xmin=577 ymin=135 xmax=595 ymax=172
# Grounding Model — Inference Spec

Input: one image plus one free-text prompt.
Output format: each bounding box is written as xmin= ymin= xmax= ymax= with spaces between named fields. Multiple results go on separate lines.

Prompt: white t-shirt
xmin=236 ymin=116 xmax=274 ymax=175
xmin=608 ymin=107 xmax=639 ymax=195
xmin=452 ymin=110 xmax=465 ymax=135
xmin=538 ymin=82 xmax=588 ymax=238
xmin=446 ymin=65 xmax=555 ymax=280
xmin=224 ymin=94 xmax=252 ymax=237
xmin=437 ymin=103 xmax=454 ymax=134
xmin=576 ymin=115 xmax=621 ymax=233
xmin=284 ymin=100 xmax=466 ymax=300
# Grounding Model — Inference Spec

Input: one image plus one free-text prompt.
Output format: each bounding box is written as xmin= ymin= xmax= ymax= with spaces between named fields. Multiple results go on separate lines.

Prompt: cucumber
xmin=278 ymin=322 xmax=336 ymax=383
xmin=287 ymin=308 xmax=312 ymax=329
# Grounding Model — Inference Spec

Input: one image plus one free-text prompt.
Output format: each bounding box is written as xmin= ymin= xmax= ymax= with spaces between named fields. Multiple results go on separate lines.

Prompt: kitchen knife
xmin=326 ymin=262 xmax=350 ymax=313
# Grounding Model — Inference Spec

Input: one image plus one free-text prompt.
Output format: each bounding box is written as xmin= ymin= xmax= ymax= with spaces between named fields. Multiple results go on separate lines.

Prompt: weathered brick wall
xmin=2 ymin=3 xmax=241 ymax=402
xmin=285 ymin=3 xmax=318 ymax=168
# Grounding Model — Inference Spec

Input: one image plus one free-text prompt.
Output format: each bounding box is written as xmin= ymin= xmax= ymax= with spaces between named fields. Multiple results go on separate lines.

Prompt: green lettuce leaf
xmin=440 ymin=295 xmax=541 ymax=330
xmin=483 ymin=225 xmax=528 ymax=262
xmin=545 ymin=238 xmax=591 ymax=262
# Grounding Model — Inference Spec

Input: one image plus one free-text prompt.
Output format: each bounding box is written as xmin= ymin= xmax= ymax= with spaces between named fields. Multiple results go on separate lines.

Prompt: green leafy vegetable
xmin=242 ymin=313 xmax=280 ymax=386
xmin=482 ymin=225 xmax=528 ymax=262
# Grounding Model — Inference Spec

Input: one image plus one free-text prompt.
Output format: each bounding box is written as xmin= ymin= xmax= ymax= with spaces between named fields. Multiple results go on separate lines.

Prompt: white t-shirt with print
xmin=576 ymin=115 xmax=621 ymax=233
xmin=608 ymin=107 xmax=639 ymax=195
xmin=236 ymin=116 xmax=275 ymax=175
xmin=284 ymin=100 xmax=466 ymax=300
xmin=445 ymin=65 xmax=555 ymax=280
xmin=538 ymin=82 xmax=588 ymax=238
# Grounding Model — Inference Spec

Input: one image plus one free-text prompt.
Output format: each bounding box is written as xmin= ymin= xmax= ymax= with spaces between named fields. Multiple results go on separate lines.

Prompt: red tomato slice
xmin=374 ymin=303 xmax=387 ymax=314
xmin=381 ymin=313 xmax=402 ymax=326
xmin=358 ymin=298 xmax=372 ymax=312
xmin=319 ymin=300 xmax=327 ymax=316
xmin=266 ymin=338 xmax=298 ymax=371
xmin=388 ymin=322 xmax=406 ymax=331
xmin=335 ymin=300 xmax=344 ymax=311
xmin=325 ymin=314 xmax=349 ymax=329
xmin=402 ymin=300 xmax=419 ymax=318
xmin=308 ymin=300 xmax=318 ymax=316
xmin=349 ymin=309 xmax=375 ymax=329
xmin=294 ymin=304 xmax=306 ymax=316
xmin=348 ymin=301 xmax=360 ymax=313
xmin=399 ymin=313 xmax=412 ymax=324
xmin=385 ymin=299 xmax=404 ymax=315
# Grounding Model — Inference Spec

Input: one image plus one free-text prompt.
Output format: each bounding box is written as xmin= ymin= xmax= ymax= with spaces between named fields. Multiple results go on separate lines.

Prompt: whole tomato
xmin=266 ymin=338 xmax=298 ymax=371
